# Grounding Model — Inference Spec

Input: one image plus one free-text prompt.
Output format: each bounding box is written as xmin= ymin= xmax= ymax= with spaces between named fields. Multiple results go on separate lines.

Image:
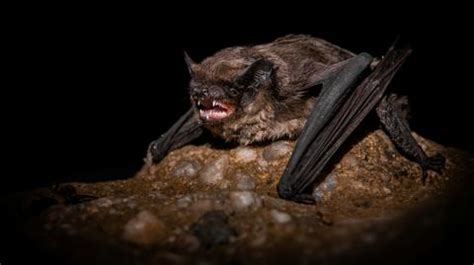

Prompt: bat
xmin=146 ymin=35 xmax=445 ymax=203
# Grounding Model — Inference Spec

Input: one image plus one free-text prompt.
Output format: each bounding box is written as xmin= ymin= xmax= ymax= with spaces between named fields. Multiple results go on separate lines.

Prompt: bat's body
xmin=148 ymin=35 xmax=445 ymax=203
xmin=189 ymin=35 xmax=353 ymax=145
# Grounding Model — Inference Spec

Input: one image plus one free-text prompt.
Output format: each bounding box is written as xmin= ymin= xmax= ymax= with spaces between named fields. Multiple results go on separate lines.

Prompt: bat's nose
xmin=191 ymin=87 xmax=209 ymax=98
xmin=192 ymin=86 xmax=224 ymax=99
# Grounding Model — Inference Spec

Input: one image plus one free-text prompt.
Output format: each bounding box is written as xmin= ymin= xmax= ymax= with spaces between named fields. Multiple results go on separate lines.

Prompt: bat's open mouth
xmin=196 ymin=98 xmax=236 ymax=122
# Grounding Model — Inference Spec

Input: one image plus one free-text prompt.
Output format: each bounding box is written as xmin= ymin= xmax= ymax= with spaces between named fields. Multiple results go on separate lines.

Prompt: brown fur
xmin=190 ymin=35 xmax=356 ymax=145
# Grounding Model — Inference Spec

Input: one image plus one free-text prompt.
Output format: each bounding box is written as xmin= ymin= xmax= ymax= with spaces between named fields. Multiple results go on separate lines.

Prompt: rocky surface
xmin=2 ymin=130 xmax=473 ymax=265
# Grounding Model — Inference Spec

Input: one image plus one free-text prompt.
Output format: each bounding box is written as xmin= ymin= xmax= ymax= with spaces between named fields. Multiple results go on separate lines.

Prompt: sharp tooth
xmin=212 ymin=100 xmax=216 ymax=107
xmin=197 ymin=100 xmax=202 ymax=107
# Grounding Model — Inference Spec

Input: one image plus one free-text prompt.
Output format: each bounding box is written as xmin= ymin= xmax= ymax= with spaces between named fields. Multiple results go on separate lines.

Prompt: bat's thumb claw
xmin=277 ymin=183 xmax=293 ymax=200
xmin=277 ymin=183 xmax=315 ymax=204
xmin=145 ymin=140 xmax=162 ymax=165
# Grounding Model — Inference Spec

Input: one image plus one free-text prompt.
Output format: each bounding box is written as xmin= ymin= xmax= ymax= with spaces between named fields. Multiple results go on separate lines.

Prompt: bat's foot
xmin=421 ymin=153 xmax=446 ymax=184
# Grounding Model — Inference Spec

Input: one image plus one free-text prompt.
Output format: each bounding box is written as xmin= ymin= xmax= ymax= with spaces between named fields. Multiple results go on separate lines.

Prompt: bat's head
xmin=185 ymin=51 xmax=274 ymax=124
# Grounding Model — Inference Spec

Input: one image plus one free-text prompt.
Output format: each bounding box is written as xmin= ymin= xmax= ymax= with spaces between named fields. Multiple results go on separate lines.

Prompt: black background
xmin=2 ymin=4 xmax=473 ymax=265
xmin=3 ymin=7 xmax=472 ymax=192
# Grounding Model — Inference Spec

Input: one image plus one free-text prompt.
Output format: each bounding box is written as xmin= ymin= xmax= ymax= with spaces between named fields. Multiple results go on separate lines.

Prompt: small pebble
xmin=234 ymin=172 xmax=256 ymax=191
xmin=122 ymin=210 xmax=165 ymax=245
xmin=343 ymin=156 xmax=359 ymax=168
xmin=312 ymin=174 xmax=337 ymax=202
xmin=95 ymin=197 xmax=114 ymax=208
xmin=262 ymin=141 xmax=293 ymax=161
xmin=191 ymin=211 xmax=236 ymax=248
xmin=176 ymin=196 xmax=193 ymax=208
xmin=229 ymin=191 xmax=262 ymax=211
xmin=270 ymin=209 xmax=292 ymax=224
xmin=199 ymin=155 xmax=229 ymax=184
xmin=325 ymin=174 xmax=337 ymax=191
xmin=313 ymin=190 xmax=325 ymax=203
xmin=232 ymin=147 xmax=257 ymax=163
xmin=171 ymin=160 xmax=202 ymax=178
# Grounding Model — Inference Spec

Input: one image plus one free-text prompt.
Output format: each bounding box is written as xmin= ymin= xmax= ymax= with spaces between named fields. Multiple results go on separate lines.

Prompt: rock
xmin=171 ymin=159 xmax=202 ymax=178
xmin=199 ymin=155 xmax=229 ymax=184
xmin=176 ymin=196 xmax=193 ymax=208
xmin=122 ymin=210 xmax=165 ymax=245
xmin=312 ymin=173 xmax=338 ymax=203
xmin=229 ymin=191 xmax=262 ymax=211
xmin=262 ymin=141 xmax=293 ymax=161
xmin=270 ymin=209 xmax=292 ymax=224
xmin=233 ymin=172 xmax=256 ymax=191
xmin=232 ymin=147 xmax=258 ymax=163
xmin=95 ymin=197 xmax=115 ymax=208
xmin=4 ymin=129 xmax=472 ymax=265
xmin=191 ymin=211 xmax=236 ymax=248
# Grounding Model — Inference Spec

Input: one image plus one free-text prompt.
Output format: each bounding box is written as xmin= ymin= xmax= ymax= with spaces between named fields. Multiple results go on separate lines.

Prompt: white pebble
xmin=234 ymin=172 xmax=256 ymax=191
xmin=229 ymin=191 xmax=261 ymax=211
xmin=262 ymin=141 xmax=293 ymax=161
xmin=270 ymin=209 xmax=292 ymax=224
xmin=176 ymin=196 xmax=193 ymax=208
xmin=95 ymin=197 xmax=114 ymax=208
xmin=232 ymin=147 xmax=258 ymax=163
xmin=171 ymin=160 xmax=202 ymax=178
xmin=122 ymin=210 xmax=165 ymax=245
xmin=199 ymin=155 xmax=229 ymax=184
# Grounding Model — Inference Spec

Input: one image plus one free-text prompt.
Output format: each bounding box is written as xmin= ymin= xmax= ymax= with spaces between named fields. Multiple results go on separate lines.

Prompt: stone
xmin=262 ymin=141 xmax=293 ymax=161
xmin=122 ymin=210 xmax=165 ymax=245
xmin=229 ymin=191 xmax=262 ymax=211
xmin=232 ymin=147 xmax=258 ymax=163
xmin=191 ymin=211 xmax=236 ymax=248
xmin=312 ymin=173 xmax=338 ymax=203
xmin=233 ymin=172 xmax=256 ymax=191
xmin=270 ymin=209 xmax=292 ymax=224
xmin=171 ymin=159 xmax=202 ymax=178
xmin=4 ymin=130 xmax=471 ymax=265
xmin=199 ymin=155 xmax=229 ymax=184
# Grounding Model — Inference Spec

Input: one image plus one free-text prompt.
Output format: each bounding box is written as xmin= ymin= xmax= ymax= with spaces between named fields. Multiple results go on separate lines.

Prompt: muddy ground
xmin=1 ymin=130 xmax=473 ymax=265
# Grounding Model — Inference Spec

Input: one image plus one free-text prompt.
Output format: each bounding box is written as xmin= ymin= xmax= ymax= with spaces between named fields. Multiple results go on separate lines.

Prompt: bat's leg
xmin=146 ymin=108 xmax=203 ymax=165
xmin=278 ymin=43 xmax=412 ymax=203
xmin=376 ymin=94 xmax=445 ymax=183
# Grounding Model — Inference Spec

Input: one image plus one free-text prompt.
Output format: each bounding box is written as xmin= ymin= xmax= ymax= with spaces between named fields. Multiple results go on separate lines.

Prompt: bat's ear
xmin=235 ymin=58 xmax=274 ymax=88
xmin=184 ymin=51 xmax=196 ymax=76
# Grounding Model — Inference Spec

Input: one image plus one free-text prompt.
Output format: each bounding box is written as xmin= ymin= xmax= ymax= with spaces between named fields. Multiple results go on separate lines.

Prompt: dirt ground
xmin=1 ymin=130 xmax=473 ymax=265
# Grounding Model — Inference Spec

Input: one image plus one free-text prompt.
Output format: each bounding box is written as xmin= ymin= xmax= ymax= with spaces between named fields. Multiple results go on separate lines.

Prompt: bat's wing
xmin=146 ymin=108 xmax=203 ymax=165
xmin=278 ymin=42 xmax=412 ymax=203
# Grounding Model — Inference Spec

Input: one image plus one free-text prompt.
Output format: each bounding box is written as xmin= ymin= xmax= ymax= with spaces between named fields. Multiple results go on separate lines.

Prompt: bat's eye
xmin=229 ymin=88 xmax=239 ymax=97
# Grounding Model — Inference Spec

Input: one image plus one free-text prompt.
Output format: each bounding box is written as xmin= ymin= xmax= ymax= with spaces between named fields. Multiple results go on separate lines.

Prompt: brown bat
xmin=147 ymin=35 xmax=445 ymax=203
